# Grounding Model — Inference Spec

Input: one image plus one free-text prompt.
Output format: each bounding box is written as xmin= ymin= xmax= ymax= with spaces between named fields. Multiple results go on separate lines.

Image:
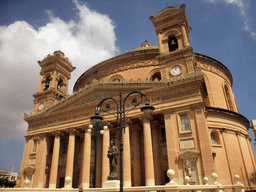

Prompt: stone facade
xmin=17 ymin=5 xmax=256 ymax=191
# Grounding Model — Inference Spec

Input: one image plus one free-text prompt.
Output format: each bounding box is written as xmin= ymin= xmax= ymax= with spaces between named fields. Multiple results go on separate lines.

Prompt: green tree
xmin=8 ymin=181 xmax=16 ymax=188
xmin=0 ymin=178 xmax=4 ymax=187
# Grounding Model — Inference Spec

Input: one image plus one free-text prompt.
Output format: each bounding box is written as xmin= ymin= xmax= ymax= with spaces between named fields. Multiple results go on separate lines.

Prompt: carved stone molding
xmin=139 ymin=113 xmax=152 ymax=121
xmin=178 ymin=149 xmax=200 ymax=160
xmin=24 ymin=166 xmax=35 ymax=175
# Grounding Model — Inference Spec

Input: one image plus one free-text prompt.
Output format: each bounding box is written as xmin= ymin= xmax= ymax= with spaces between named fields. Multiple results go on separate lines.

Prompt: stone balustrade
xmin=0 ymin=170 xmax=245 ymax=192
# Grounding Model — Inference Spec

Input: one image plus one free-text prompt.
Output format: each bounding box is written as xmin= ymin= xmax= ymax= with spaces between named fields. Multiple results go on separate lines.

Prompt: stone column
xmin=158 ymin=33 xmax=164 ymax=54
xmin=131 ymin=124 xmax=142 ymax=186
xmin=102 ymin=126 xmax=110 ymax=187
xmin=50 ymin=70 xmax=58 ymax=89
xmin=65 ymin=129 xmax=76 ymax=187
xmin=194 ymin=108 xmax=215 ymax=178
xmin=19 ymin=136 xmax=33 ymax=188
xmin=141 ymin=115 xmax=155 ymax=186
xmin=180 ymin=22 xmax=189 ymax=47
xmin=37 ymin=134 xmax=48 ymax=188
xmin=49 ymin=132 xmax=61 ymax=188
xmin=81 ymin=128 xmax=92 ymax=188
xmin=123 ymin=119 xmax=131 ymax=187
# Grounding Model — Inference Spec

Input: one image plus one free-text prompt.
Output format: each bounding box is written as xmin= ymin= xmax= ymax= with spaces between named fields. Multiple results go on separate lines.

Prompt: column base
xmin=146 ymin=179 xmax=155 ymax=186
xmin=105 ymin=180 xmax=120 ymax=188
xmin=48 ymin=184 xmax=56 ymax=189
xmin=123 ymin=180 xmax=131 ymax=187
xmin=82 ymin=182 xmax=89 ymax=188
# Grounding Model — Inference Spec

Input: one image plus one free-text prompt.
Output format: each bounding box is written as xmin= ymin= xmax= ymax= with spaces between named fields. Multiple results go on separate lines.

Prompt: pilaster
xmin=194 ymin=108 xmax=215 ymax=178
xmin=163 ymin=110 xmax=180 ymax=183
xmin=19 ymin=136 xmax=33 ymax=188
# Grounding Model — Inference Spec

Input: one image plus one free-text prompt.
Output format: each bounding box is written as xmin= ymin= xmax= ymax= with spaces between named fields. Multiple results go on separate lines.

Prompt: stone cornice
xmin=195 ymin=53 xmax=233 ymax=86
xmin=25 ymin=69 xmax=203 ymax=121
xmin=24 ymin=70 xmax=204 ymax=132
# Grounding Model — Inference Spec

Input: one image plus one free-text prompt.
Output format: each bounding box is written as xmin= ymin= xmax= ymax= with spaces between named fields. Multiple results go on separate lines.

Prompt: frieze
xmin=26 ymin=70 xmax=204 ymax=129
xmin=28 ymin=111 xmax=94 ymax=129
xmin=161 ymin=88 xmax=199 ymax=101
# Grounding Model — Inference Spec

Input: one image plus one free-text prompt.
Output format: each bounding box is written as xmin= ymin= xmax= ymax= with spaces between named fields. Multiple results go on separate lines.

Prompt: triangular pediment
xmin=24 ymin=70 xmax=203 ymax=123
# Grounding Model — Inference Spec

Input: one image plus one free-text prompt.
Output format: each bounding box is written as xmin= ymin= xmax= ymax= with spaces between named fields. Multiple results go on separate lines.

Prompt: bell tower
xmin=33 ymin=50 xmax=76 ymax=112
xmin=150 ymin=5 xmax=196 ymax=75
xmin=150 ymin=4 xmax=191 ymax=55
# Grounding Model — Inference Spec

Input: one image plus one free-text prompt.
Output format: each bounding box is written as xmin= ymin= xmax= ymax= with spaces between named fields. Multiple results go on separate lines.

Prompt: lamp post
xmin=88 ymin=122 xmax=108 ymax=188
xmin=90 ymin=90 xmax=154 ymax=192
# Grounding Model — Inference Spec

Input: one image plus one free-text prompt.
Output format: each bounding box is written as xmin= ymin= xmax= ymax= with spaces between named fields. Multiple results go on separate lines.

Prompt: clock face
xmin=38 ymin=103 xmax=45 ymax=110
xmin=171 ymin=65 xmax=182 ymax=75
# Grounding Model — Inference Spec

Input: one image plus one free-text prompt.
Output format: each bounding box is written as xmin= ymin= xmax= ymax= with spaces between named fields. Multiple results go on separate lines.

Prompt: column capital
xmin=178 ymin=21 xmax=186 ymax=27
xmin=24 ymin=135 xmax=32 ymax=141
xmin=52 ymin=131 xmax=62 ymax=137
xmin=66 ymin=128 xmax=77 ymax=134
xmin=125 ymin=117 xmax=132 ymax=124
xmin=139 ymin=114 xmax=152 ymax=121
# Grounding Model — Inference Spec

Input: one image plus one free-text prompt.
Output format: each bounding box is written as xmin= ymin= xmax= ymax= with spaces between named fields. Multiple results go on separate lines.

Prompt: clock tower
xmin=33 ymin=50 xmax=76 ymax=112
xmin=150 ymin=4 xmax=196 ymax=76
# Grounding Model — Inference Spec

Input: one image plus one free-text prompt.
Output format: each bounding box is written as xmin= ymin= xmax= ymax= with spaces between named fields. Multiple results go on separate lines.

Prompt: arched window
xmin=109 ymin=75 xmax=124 ymax=82
xmin=211 ymin=132 xmax=219 ymax=145
xmin=224 ymin=85 xmax=234 ymax=111
xmin=151 ymin=72 xmax=161 ymax=81
xmin=43 ymin=77 xmax=51 ymax=91
xmin=168 ymin=37 xmax=178 ymax=52
xmin=57 ymin=78 xmax=64 ymax=91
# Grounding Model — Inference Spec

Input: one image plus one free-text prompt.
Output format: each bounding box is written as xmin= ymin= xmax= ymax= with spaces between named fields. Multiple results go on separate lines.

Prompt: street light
xmin=90 ymin=90 xmax=154 ymax=192
xmin=88 ymin=122 xmax=108 ymax=188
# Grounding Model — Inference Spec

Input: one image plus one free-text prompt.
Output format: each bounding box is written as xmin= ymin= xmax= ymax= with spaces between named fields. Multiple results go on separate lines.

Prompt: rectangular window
xmin=180 ymin=114 xmax=190 ymax=131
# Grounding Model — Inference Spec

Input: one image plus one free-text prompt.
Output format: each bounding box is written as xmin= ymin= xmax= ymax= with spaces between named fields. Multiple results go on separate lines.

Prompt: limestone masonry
xmin=18 ymin=5 xmax=256 ymax=191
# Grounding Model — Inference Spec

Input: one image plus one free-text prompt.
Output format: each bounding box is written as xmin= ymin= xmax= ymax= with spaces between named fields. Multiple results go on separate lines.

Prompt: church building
xmin=17 ymin=5 xmax=256 ymax=191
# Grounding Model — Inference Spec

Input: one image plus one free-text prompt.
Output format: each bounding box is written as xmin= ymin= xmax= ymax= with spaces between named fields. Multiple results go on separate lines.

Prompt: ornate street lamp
xmin=90 ymin=90 xmax=154 ymax=192
xmin=88 ymin=122 xmax=108 ymax=188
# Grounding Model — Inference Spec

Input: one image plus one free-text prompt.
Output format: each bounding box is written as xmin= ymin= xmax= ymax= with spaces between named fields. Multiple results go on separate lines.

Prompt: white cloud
xmin=0 ymin=0 xmax=118 ymax=139
xmin=205 ymin=0 xmax=256 ymax=40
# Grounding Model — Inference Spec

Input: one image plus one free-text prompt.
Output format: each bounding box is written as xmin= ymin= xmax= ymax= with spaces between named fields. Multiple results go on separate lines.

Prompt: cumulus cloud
xmin=205 ymin=0 xmax=256 ymax=40
xmin=0 ymin=0 xmax=118 ymax=139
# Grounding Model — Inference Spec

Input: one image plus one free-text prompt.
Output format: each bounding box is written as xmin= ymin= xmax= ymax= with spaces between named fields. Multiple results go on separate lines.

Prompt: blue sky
xmin=0 ymin=0 xmax=256 ymax=174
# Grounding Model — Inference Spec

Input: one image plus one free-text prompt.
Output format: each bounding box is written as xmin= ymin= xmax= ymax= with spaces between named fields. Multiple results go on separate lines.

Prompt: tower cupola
xmin=33 ymin=51 xmax=76 ymax=112
xmin=150 ymin=4 xmax=191 ymax=54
